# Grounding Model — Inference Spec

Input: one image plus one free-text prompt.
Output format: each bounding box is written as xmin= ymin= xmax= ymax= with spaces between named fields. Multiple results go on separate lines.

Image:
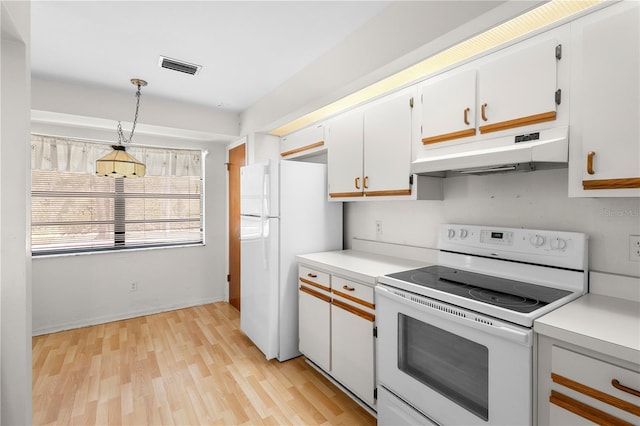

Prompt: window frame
xmin=30 ymin=134 xmax=205 ymax=256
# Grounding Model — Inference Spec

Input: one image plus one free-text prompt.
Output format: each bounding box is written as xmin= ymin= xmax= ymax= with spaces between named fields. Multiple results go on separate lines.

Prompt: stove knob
xmin=459 ymin=229 xmax=469 ymax=239
xmin=551 ymin=237 xmax=567 ymax=251
xmin=530 ymin=234 xmax=546 ymax=247
xmin=447 ymin=228 xmax=456 ymax=239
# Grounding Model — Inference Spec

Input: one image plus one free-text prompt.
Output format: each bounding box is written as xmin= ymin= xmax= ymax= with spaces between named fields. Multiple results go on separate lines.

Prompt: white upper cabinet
xmin=280 ymin=123 xmax=326 ymax=160
xmin=363 ymin=90 xmax=413 ymax=195
xmin=568 ymin=0 xmax=640 ymax=197
xmin=477 ymin=38 xmax=559 ymax=135
xmin=421 ymin=69 xmax=477 ymax=145
xmin=327 ymin=109 xmax=365 ymax=197
xmin=327 ymin=87 xmax=421 ymax=199
xmin=416 ymin=27 xmax=567 ymax=163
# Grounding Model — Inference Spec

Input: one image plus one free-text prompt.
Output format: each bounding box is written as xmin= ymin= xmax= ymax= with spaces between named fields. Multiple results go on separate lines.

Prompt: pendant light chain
xmin=116 ymin=82 xmax=143 ymax=145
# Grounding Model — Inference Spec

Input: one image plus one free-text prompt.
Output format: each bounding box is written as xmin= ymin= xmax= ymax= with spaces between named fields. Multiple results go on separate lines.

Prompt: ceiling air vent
xmin=158 ymin=56 xmax=202 ymax=76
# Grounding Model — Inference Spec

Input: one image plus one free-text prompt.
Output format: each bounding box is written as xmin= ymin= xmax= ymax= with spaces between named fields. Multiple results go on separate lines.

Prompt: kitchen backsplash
xmin=344 ymin=168 xmax=640 ymax=278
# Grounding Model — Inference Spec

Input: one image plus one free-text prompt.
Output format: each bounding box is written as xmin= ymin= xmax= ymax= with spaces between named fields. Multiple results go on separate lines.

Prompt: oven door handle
xmin=376 ymin=285 xmax=532 ymax=345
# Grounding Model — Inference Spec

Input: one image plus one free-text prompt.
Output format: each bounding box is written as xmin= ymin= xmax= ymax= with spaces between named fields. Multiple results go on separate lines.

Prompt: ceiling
xmin=31 ymin=1 xmax=391 ymax=114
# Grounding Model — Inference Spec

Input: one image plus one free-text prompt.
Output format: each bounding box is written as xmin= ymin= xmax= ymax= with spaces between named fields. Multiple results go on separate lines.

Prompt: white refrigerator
xmin=240 ymin=160 xmax=342 ymax=362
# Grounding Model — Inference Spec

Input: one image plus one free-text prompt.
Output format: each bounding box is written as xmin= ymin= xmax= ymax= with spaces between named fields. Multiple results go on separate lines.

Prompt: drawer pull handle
xmin=355 ymin=177 xmax=360 ymax=189
xmin=463 ymin=107 xmax=470 ymax=125
xmin=342 ymin=285 xmax=355 ymax=291
xmin=587 ymin=151 xmax=596 ymax=175
xmin=612 ymin=379 xmax=640 ymax=398
xmin=481 ymin=103 xmax=488 ymax=122
xmin=307 ymin=273 xmax=317 ymax=278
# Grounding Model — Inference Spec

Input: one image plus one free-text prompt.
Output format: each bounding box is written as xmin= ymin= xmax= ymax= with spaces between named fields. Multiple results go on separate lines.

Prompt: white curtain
xmin=31 ymin=135 xmax=202 ymax=177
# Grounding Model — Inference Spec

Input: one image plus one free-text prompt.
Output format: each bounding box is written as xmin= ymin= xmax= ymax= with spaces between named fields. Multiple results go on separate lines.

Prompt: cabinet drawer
xmin=299 ymin=266 xmax=331 ymax=292
xmin=331 ymin=276 xmax=374 ymax=309
xmin=551 ymin=345 xmax=640 ymax=417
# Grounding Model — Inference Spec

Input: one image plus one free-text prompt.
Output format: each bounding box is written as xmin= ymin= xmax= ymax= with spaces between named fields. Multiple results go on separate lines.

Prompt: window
xmin=31 ymin=135 xmax=203 ymax=255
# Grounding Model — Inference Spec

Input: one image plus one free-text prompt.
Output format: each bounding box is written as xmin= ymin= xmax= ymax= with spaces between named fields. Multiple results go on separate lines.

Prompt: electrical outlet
xmin=375 ymin=220 xmax=383 ymax=239
xmin=629 ymin=235 xmax=640 ymax=262
xmin=130 ymin=281 xmax=138 ymax=292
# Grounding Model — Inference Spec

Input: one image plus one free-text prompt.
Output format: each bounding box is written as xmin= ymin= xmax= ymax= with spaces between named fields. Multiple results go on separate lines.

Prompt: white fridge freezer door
xmin=240 ymin=161 xmax=279 ymax=217
xmin=240 ymin=217 xmax=279 ymax=360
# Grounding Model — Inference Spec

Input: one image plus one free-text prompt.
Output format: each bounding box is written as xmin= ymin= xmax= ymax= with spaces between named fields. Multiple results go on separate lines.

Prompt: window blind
xmin=31 ymin=135 xmax=203 ymax=255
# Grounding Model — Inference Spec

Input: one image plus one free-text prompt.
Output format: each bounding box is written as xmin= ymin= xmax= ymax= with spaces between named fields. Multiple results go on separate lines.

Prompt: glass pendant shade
xmin=96 ymin=145 xmax=146 ymax=178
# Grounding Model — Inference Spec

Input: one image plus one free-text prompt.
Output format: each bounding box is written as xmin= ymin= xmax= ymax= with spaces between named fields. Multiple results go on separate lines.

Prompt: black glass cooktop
xmin=386 ymin=265 xmax=572 ymax=313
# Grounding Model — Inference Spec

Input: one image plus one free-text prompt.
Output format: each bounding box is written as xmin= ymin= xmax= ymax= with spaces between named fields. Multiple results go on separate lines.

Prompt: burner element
xmin=468 ymin=288 xmax=540 ymax=308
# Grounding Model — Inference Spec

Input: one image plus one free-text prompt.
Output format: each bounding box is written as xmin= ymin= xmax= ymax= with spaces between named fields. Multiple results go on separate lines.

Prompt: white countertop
xmin=534 ymin=293 xmax=640 ymax=365
xmin=296 ymin=249 xmax=430 ymax=286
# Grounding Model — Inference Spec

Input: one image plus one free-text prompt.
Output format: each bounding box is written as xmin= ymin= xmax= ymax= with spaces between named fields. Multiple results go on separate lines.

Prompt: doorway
xmin=228 ymin=143 xmax=246 ymax=311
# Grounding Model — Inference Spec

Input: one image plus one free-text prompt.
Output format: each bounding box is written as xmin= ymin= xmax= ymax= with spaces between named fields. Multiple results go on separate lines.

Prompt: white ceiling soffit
xmin=30 ymin=1 xmax=391 ymax=113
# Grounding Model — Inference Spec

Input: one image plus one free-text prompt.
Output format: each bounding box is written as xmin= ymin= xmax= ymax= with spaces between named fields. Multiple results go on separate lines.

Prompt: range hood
xmin=411 ymin=126 xmax=568 ymax=176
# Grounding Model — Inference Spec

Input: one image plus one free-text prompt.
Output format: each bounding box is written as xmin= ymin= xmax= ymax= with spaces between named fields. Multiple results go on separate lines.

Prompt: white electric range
xmin=375 ymin=224 xmax=588 ymax=425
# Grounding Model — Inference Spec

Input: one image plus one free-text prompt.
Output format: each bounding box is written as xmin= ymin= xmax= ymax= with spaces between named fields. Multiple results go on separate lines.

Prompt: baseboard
xmin=32 ymin=296 xmax=225 ymax=336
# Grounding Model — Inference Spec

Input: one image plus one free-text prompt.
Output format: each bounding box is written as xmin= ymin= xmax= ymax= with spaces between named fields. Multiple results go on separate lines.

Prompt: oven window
xmin=398 ymin=314 xmax=489 ymax=421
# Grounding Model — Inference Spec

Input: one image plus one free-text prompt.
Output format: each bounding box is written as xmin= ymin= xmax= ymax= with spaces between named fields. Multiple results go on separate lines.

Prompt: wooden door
xmin=228 ymin=143 xmax=245 ymax=311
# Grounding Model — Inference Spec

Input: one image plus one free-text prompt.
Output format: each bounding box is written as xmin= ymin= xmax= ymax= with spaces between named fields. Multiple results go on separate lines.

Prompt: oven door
xmin=376 ymin=284 xmax=533 ymax=426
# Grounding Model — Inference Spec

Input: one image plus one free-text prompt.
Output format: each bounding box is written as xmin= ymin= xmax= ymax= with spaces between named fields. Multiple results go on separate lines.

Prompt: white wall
xmin=30 ymin=123 xmax=228 ymax=335
xmin=345 ymin=169 xmax=640 ymax=278
xmin=1 ymin=1 xmax=32 ymax=424
xmin=240 ymin=1 xmax=540 ymax=134
xmin=32 ymin=77 xmax=241 ymax=141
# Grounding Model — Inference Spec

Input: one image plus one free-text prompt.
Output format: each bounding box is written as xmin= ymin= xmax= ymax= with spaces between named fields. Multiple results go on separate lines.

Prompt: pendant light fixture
xmin=96 ymin=78 xmax=148 ymax=178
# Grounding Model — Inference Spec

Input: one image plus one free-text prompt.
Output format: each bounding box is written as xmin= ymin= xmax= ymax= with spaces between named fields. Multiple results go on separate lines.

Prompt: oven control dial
xmin=530 ymin=234 xmax=546 ymax=247
xmin=550 ymin=237 xmax=567 ymax=251
xmin=459 ymin=229 xmax=469 ymax=239
xmin=447 ymin=228 xmax=456 ymax=239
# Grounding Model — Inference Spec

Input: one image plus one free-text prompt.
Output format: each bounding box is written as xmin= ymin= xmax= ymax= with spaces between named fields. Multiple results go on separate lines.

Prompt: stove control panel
xmin=480 ymin=230 xmax=514 ymax=245
xmin=439 ymin=224 xmax=588 ymax=270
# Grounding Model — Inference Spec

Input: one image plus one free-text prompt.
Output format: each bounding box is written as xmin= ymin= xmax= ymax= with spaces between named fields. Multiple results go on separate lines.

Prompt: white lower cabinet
xmin=537 ymin=335 xmax=640 ymax=425
xmin=298 ymin=266 xmax=332 ymax=372
xmin=297 ymin=264 xmax=376 ymax=409
xmin=331 ymin=277 xmax=376 ymax=407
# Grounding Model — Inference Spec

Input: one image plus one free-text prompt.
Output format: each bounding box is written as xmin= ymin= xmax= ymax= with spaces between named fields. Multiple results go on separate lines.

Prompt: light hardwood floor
xmin=32 ymin=302 xmax=376 ymax=425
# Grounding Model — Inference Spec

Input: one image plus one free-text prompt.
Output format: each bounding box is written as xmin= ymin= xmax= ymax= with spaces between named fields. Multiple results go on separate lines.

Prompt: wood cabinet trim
xmin=422 ymin=128 xmax=476 ymax=145
xmin=332 ymin=289 xmax=375 ymax=310
xmin=549 ymin=390 xmax=634 ymax=426
xmin=299 ymin=285 xmax=331 ymax=303
xmin=299 ymin=277 xmax=330 ymax=293
xmin=329 ymin=191 xmax=364 ymax=198
xmin=551 ymin=373 xmax=640 ymax=416
xmin=582 ymin=177 xmax=640 ymax=190
xmin=479 ymin=110 xmax=556 ymax=134
xmin=280 ymin=141 xmax=324 ymax=157
xmin=331 ymin=299 xmax=375 ymax=322
xmin=364 ymin=189 xmax=411 ymax=197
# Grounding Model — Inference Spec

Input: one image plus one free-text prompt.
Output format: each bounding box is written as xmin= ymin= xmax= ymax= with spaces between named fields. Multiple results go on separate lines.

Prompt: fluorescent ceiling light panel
xmin=270 ymin=0 xmax=603 ymax=137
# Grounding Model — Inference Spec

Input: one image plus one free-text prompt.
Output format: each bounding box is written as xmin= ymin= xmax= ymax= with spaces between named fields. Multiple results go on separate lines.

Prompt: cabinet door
xmin=327 ymin=110 xmax=364 ymax=198
xmin=421 ymin=69 xmax=477 ymax=145
xmin=298 ymin=287 xmax=331 ymax=372
xmin=331 ymin=301 xmax=375 ymax=406
xmin=574 ymin=1 xmax=640 ymax=193
xmin=281 ymin=124 xmax=325 ymax=159
xmin=363 ymin=90 xmax=413 ymax=196
xmin=478 ymin=38 xmax=559 ymax=134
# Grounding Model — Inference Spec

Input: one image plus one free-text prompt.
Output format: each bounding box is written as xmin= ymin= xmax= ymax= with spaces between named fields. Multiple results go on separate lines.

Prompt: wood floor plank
xmin=32 ymin=302 xmax=376 ymax=425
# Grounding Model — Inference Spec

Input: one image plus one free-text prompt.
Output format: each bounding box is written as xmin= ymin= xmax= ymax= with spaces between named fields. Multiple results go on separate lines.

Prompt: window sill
xmin=32 ymin=242 xmax=206 ymax=259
